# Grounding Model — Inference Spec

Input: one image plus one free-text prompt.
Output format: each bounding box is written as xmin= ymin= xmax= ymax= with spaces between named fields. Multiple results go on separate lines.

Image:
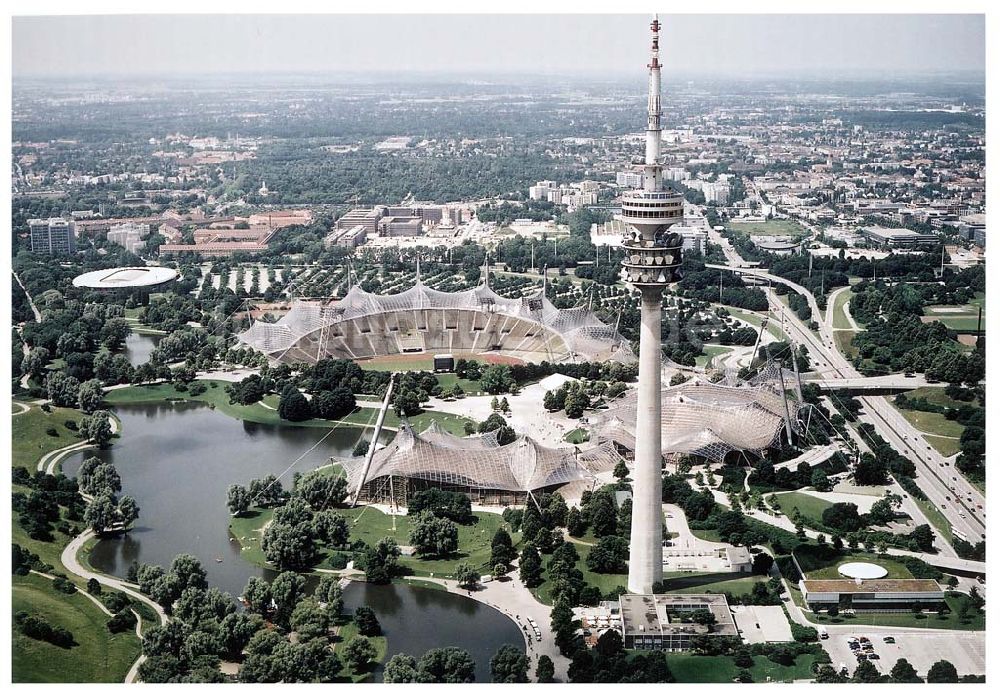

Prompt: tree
xmin=227 ymin=484 xmax=252 ymax=516
xmin=518 ymin=544 xmax=543 ymax=588
xmin=480 ymin=365 xmax=515 ymax=395
xmin=84 ymin=493 xmax=118 ymax=534
xmin=585 ymin=535 xmax=629 ymax=573
xmin=490 ymin=644 xmax=529 ymax=683
xmin=354 ymin=606 xmax=381 ymax=637
xmin=416 ymin=647 xmax=476 ymax=683
xmin=383 ymin=653 xmax=419 ymax=683
xmin=277 ymin=385 xmax=312 ymax=422
xmin=455 ymin=563 xmax=480 ymax=589
xmin=822 ymin=502 xmax=865 ymax=532
xmin=343 ymin=635 xmax=376 ymax=673
xmin=313 ymin=575 xmax=344 ymax=615
xmin=312 ymin=387 xmax=356 ymax=420
xmin=566 ymin=506 xmax=588 ymax=538
xmin=77 ymin=379 xmax=105 ymax=413
xmin=852 ymin=659 xmax=881 ymax=683
xmin=295 ymin=471 xmax=348 ymax=510
xmin=535 ymin=654 xmax=555 ymax=683
xmin=889 ymin=658 xmax=922 ymax=683
xmin=118 ymin=495 xmax=140 ymax=532
xmin=490 ymin=528 xmax=517 ymax=569
xmin=359 ymin=537 xmax=400 ymax=584
xmin=926 ymin=660 xmax=959 ymax=683
xmin=613 ymin=460 xmax=630 ymax=483
xmin=242 ymin=577 xmax=271 ymax=615
xmin=409 ymin=512 xmax=459 ymax=558
xmin=46 ymin=371 xmax=80 ymax=407
xmin=269 ymin=571 xmax=306 ymax=628
xmin=80 ymin=410 xmax=114 ymax=448
xmin=21 ymin=346 xmax=50 ymax=380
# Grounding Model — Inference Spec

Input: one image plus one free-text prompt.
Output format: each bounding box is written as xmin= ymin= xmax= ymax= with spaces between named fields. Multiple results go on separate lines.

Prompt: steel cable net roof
xmin=237 ymin=278 xmax=636 ymax=364
xmin=596 ymin=364 xmax=801 ymax=461
xmin=341 ymin=420 xmax=622 ymax=493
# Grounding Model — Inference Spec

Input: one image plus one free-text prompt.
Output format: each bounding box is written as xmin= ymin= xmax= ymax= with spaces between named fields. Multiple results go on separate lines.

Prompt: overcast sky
xmin=12 ymin=14 xmax=986 ymax=78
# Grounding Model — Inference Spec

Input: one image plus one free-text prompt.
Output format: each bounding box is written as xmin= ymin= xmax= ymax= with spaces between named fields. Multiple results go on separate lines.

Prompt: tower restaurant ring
xmin=837 ymin=562 xmax=888 ymax=580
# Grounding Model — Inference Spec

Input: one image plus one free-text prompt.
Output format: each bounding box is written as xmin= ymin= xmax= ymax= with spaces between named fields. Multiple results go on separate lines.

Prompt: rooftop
xmin=618 ymin=594 xmax=737 ymax=637
xmin=801 ymin=579 xmax=942 ymax=594
xmin=72 ymin=266 xmax=178 ymax=289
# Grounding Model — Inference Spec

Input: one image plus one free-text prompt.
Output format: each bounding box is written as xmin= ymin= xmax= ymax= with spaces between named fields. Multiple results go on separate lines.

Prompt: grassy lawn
xmin=902 ymin=387 xmax=980 ymax=410
xmin=729 ymin=219 xmax=809 ymax=239
xmin=11 ymin=403 xmax=87 ymax=470
xmin=807 ymin=594 xmax=983 ymax=631
xmin=794 ymin=548 xmax=914 ymax=580
xmin=921 ymin=315 xmax=982 ymax=332
xmin=834 ymin=330 xmax=858 ymax=359
xmin=912 ymin=496 xmax=954 ymax=545
xmin=660 ymin=571 xmax=767 ymax=596
xmin=772 ymin=492 xmax=833 ymax=529
xmin=923 ymin=435 xmax=961 ymax=457
xmin=333 ymin=621 xmax=388 ymax=683
xmin=12 ymin=573 xmax=141 ymax=683
xmin=532 ymin=542 xmax=628 ymax=605
xmin=727 ymin=308 xmax=788 ymax=342
xmin=435 ymin=373 xmax=484 ymax=396
xmin=666 ymin=651 xmax=820 ymax=683
xmin=832 ymin=289 xmax=855 ymax=330
xmin=695 ymin=345 xmax=733 ymax=369
xmin=891 ymin=406 xmax=964 ymax=439
xmin=564 ymin=427 xmax=591 ymax=444
xmin=229 ymin=508 xmax=275 ymax=569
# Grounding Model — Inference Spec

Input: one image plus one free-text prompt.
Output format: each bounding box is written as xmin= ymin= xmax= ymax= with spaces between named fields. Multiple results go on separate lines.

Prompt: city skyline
xmin=13 ymin=14 xmax=985 ymax=79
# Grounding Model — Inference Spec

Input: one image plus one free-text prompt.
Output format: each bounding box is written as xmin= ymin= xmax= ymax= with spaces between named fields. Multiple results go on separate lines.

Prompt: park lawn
xmin=794 ymin=548 xmax=914 ymax=581
xmin=665 ymin=651 xmax=819 ymax=683
xmin=807 ymin=594 xmax=983 ymax=631
xmin=727 ymin=308 xmax=788 ymax=342
xmin=229 ymin=508 xmax=275 ymax=569
xmin=891 ymin=405 xmax=965 ymax=440
xmin=834 ymin=331 xmax=858 ymax=359
xmin=345 ymin=506 xmax=516 ymax=578
xmin=435 ymin=373 xmax=484 ymax=396
xmin=333 ymin=621 xmax=388 ymax=683
xmin=12 ymin=573 xmax=141 ymax=683
xmin=729 ymin=219 xmax=809 ymax=239
xmin=564 ymin=427 xmax=591 ymax=444
xmin=772 ymin=492 xmax=833 ymax=529
xmin=923 ymin=435 xmax=961 ymax=458
xmin=902 ymin=387 xmax=980 ymax=410
xmin=659 ymin=571 xmax=767 ymax=596
xmin=689 ymin=528 xmax=724 ymax=544
xmin=532 ymin=542 xmax=628 ymax=605
xmin=348 ymin=407 xmax=475 ymax=437
xmin=912 ymin=497 xmax=954 ymax=545
xmin=11 ymin=403 xmax=87 ymax=470
xmin=921 ymin=315 xmax=982 ymax=332
xmin=695 ymin=345 xmax=733 ymax=369
xmin=832 ymin=290 xmax=855 ymax=330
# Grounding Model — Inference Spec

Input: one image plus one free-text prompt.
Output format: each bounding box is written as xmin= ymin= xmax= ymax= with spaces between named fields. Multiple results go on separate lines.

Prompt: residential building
xmin=29 ymin=218 xmax=76 ymax=255
xmin=106 ymin=222 xmax=150 ymax=255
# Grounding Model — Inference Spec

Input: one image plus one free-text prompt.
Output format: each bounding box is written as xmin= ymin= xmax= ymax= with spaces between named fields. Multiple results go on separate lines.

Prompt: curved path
xmin=38 ymin=415 xmax=121 ymax=475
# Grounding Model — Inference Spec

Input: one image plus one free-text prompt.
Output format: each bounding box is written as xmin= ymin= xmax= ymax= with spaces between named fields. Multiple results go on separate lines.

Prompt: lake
xmin=61 ymin=400 xmax=523 ymax=679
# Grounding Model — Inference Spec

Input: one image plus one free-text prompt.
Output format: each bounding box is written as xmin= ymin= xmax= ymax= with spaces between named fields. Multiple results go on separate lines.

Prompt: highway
xmin=706 ymin=226 xmax=986 ymax=547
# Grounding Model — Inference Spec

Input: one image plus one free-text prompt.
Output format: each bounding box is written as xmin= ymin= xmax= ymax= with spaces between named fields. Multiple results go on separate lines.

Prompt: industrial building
xmin=619 ymin=594 xmax=738 ymax=651
xmin=29 ymin=218 xmax=77 ymax=255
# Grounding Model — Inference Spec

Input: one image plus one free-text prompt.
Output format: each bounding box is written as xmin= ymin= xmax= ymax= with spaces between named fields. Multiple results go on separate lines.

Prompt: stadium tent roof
xmin=595 ymin=364 xmax=800 ymax=461
xmin=340 ymin=420 xmax=621 ymax=494
xmin=72 ymin=266 xmax=178 ymax=289
xmin=236 ymin=276 xmax=635 ymax=364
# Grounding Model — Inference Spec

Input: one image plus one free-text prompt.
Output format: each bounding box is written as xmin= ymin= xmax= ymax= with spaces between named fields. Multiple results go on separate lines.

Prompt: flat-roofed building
xmin=29 ymin=218 xmax=77 ymax=255
xmin=619 ymin=594 xmax=737 ymax=652
xmin=336 ymin=207 xmax=383 ymax=235
xmin=378 ymin=216 xmax=422 ymax=237
xmin=862 ymin=226 xmax=939 ymax=249
xmin=107 ymin=222 xmax=150 ymax=255
xmin=799 ymin=578 xmax=944 ymax=613
xmin=325 ymin=224 xmax=367 ymax=249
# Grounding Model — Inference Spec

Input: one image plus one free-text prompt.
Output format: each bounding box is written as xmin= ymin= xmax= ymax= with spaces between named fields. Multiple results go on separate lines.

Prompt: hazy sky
xmin=12 ymin=14 xmax=985 ymax=78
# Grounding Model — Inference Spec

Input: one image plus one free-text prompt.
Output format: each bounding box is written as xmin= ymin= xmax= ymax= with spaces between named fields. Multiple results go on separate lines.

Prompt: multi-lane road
xmin=706 ymin=224 xmax=986 ymax=548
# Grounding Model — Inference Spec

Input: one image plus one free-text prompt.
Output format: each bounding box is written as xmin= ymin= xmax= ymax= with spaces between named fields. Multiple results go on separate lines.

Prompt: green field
xmin=902 ymin=387 xmax=980 ymax=410
xmin=912 ymin=497 xmax=954 ymax=545
xmin=12 ymin=573 xmax=141 ymax=683
xmin=11 ymin=403 xmax=87 ymax=470
xmin=808 ymin=594 xmax=984 ymax=631
xmin=660 ymin=571 xmax=768 ymax=596
xmin=729 ymin=219 xmax=810 ymax=239
xmin=434 ymin=373 xmax=484 ymax=396
xmin=666 ymin=651 xmax=821 ymax=683
xmin=794 ymin=548 xmax=914 ymax=581
xmin=772 ymin=492 xmax=834 ymax=529
xmin=727 ymin=308 xmax=788 ymax=342
xmin=832 ymin=290 xmax=855 ymax=330
xmin=834 ymin=331 xmax=858 ymax=359
xmin=923 ymin=435 xmax=961 ymax=458
xmin=696 ymin=345 xmax=733 ymax=369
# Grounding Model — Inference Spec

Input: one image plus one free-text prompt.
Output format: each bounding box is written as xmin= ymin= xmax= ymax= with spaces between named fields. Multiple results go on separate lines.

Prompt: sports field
xmin=729 ymin=219 xmax=810 ymax=239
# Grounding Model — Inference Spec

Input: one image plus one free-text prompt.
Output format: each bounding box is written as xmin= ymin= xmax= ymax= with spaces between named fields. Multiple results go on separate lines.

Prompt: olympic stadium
xmin=237 ymin=275 xmax=635 ymax=365
xmin=341 ymin=421 xmax=622 ymax=506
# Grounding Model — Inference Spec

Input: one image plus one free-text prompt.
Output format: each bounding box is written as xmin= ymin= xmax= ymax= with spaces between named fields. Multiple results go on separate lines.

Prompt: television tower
xmin=621 ymin=15 xmax=684 ymax=594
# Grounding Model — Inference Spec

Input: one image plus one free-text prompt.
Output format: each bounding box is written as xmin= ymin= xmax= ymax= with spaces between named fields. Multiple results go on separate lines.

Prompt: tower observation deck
xmin=624 ymin=16 xmax=683 ymax=594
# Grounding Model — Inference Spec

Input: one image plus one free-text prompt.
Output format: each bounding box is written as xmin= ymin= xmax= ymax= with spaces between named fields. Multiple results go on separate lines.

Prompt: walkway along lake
xmin=61 ymin=400 xmax=523 ymax=680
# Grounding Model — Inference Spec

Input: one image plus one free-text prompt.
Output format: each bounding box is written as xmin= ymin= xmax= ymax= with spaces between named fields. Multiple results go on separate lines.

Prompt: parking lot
xmin=823 ymin=630 xmax=986 ymax=678
xmin=731 ymin=605 xmax=793 ymax=643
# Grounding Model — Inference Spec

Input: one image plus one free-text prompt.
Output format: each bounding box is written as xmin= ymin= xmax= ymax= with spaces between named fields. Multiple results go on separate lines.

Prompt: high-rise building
xmin=620 ymin=16 xmax=684 ymax=595
xmin=29 ymin=218 xmax=77 ymax=255
xmin=107 ymin=222 xmax=150 ymax=255
xmin=617 ymin=172 xmax=644 ymax=188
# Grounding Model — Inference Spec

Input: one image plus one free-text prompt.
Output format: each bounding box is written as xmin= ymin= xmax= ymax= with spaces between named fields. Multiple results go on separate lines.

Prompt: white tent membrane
xmin=237 ymin=277 xmax=635 ymax=365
